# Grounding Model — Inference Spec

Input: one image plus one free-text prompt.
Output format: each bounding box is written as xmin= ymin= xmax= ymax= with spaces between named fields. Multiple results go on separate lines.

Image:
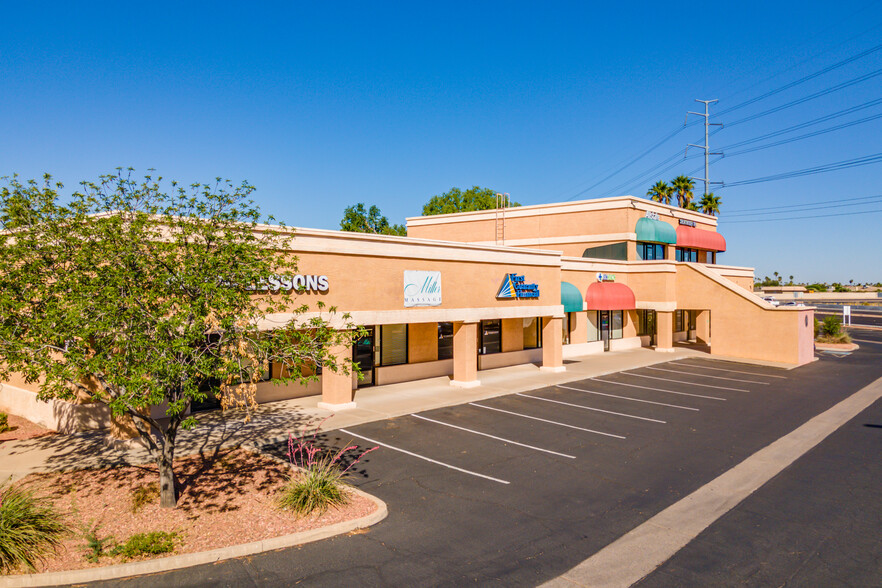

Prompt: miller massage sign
xmin=404 ymin=270 xmax=442 ymax=307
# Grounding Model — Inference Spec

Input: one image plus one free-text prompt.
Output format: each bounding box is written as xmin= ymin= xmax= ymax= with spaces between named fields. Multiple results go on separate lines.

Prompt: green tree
xmin=340 ymin=203 xmax=405 ymax=236
xmin=646 ymin=181 xmax=673 ymax=205
xmin=671 ymin=175 xmax=695 ymax=208
xmin=0 ymin=171 xmax=361 ymax=508
xmin=421 ymin=186 xmax=520 ymax=216
xmin=698 ymin=192 xmax=721 ymax=216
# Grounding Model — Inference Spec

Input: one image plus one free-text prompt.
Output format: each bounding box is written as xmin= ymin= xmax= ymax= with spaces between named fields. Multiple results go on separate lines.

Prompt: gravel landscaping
xmin=0 ymin=413 xmax=55 ymax=443
xmin=9 ymin=448 xmax=377 ymax=574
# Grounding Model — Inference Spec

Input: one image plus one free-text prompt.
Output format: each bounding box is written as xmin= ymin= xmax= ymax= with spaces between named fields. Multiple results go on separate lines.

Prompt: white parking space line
xmin=556 ymin=385 xmax=699 ymax=412
xmin=591 ymin=378 xmax=726 ymax=401
xmin=624 ymin=372 xmax=749 ymax=393
xmin=338 ymin=428 xmax=510 ymax=485
xmin=469 ymin=403 xmax=626 ymax=439
xmin=516 ymin=392 xmax=666 ymax=424
xmin=410 ymin=414 xmax=576 ymax=459
xmin=645 ymin=366 xmax=769 ymax=385
xmin=674 ymin=360 xmax=787 ymax=378
xmin=853 ymin=338 xmax=882 ymax=344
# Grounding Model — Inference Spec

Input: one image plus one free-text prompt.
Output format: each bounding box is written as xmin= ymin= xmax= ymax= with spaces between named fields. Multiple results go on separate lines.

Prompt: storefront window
xmin=480 ymin=320 xmax=501 ymax=355
xmin=562 ymin=314 xmax=570 ymax=345
xmin=523 ymin=317 xmax=541 ymax=349
xmin=675 ymin=310 xmax=685 ymax=332
xmin=438 ymin=322 xmax=454 ymax=360
xmin=611 ymin=310 xmax=623 ymax=339
xmin=636 ymin=309 xmax=656 ymax=336
xmin=586 ymin=311 xmax=600 ymax=342
xmin=379 ymin=324 xmax=408 ymax=366
xmin=676 ymin=248 xmax=699 ymax=262
xmin=688 ymin=311 xmax=697 ymax=331
xmin=637 ymin=242 xmax=665 ymax=261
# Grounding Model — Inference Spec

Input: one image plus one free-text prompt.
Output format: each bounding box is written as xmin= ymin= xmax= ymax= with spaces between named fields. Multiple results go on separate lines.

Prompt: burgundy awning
xmin=584 ymin=282 xmax=637 ymax=311
xmin=676 ymin=225 xmax=727 ymax=252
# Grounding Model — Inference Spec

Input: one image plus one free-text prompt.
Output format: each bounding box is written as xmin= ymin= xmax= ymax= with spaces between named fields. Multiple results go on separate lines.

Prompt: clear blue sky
xmin=2 ymin=1 xmax=881 ymax=283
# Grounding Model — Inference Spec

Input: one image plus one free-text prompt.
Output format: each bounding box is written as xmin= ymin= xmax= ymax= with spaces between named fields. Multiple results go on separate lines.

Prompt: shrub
xmin=278 ymin=455 xmax=349 ymax=515
xmin=278 ymin=421 xmax=378 ymax=516
xmin=110 ymin=531 xmax=177 ymax=560
xmin=822 ymin=315 xmax=842 ymax=337
xmin=130 ymin=482 xmax=159 ymax=514
xmin=0 ymin=413 xmax=8 ymax=434
xmin=0 ymin=482 xmax=69 ymax=573
xmin=80 ymin=521 xmax=114 ymax=563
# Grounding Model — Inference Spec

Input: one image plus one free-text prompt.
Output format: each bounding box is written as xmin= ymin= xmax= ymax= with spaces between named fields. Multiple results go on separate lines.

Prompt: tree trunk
xmin=158 ymin=441 xmax=178 ymax=508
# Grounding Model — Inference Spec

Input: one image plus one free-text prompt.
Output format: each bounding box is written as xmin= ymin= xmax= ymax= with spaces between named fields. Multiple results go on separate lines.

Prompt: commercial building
xmin=0 ymin=195 xmax=814 ymax=430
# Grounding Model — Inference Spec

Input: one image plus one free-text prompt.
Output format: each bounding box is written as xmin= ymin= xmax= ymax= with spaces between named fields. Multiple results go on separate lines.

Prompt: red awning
xmin=676 ymin=225 xmax=727 ymax=252
xmin=584 ymin=282 xmax=637 ymax=311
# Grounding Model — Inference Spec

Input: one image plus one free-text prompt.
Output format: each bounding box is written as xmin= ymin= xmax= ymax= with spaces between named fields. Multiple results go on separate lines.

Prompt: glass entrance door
xmin=600 ymin=311 xmax=611 ymax=351
xmin=353 ymin=327 xmax=375 ymax=387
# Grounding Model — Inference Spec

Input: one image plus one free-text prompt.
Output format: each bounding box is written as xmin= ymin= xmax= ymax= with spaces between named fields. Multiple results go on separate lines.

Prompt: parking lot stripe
xmin=853 ymin=338 xmax=882 ymax=344
xmin=410 ymin=414 xmax=576 ymax=459
xmin=556 ymin=385 xmax=699 ymax=411
xmin=468 ymin=403 xmax=626 ymax=439
xmin=674 ymin=359 xmax=787 ymax=378
xmin=338 ymin=428 xmax=511 ymax=485
xmin=516 ymin=392 xmax=666 ymax=423
xmin=591 ymin=377 xmax=726 ymax=401
xmin=645 ymin=366 xmax=769 ymax=385
xmin=624 ymin=372 xmax=749 ymax=392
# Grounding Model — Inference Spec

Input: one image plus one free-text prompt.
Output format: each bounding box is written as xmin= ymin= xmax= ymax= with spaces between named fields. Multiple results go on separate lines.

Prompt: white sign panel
xmin=404 ymin=271 xmax=442 ymax=307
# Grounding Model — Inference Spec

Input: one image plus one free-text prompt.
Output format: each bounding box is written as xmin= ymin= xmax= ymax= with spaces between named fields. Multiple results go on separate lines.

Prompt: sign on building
xmin=497 ymin=273 xmax=540 ymax=299
xmin=251 ymin=275 xmax=329 ymax=292
xmin=645 ymin=211 xmax=660 ymax=221
xmin=596 ymin=273 xmax=616 ymax=282
xmin=404 ymin=271 xmax=442 ymax=307
xmin=679 ymin=219 xmax=696 ymax=227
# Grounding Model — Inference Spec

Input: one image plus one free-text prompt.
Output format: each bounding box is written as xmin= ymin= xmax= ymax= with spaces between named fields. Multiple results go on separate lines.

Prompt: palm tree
xmin=698 ymin=192 xmax=721 ymax=216
xmin=671 ymin=175 xmax=695 ymax=208
xmin=646 ymin=181 xmax=673 ymax=204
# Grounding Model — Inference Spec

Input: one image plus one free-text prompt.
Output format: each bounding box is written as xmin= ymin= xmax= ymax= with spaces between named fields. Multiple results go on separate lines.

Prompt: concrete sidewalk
xmin=0 ymin=347 xmax=707 ymax=480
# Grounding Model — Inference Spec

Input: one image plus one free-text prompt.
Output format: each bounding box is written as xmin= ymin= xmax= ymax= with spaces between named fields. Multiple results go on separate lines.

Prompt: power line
xmin=720 ymin=97 xmax=882 ymax=150
xmin=726 ymin=68 xmax=882 ymax=128
xmin=721 ymin=207 xmax=882 ymax=223
xmin=724 ymin=111 xmax=882 ymax=157
xmin=722 ymin=152 xmax=882 ymax=188
xmin=724 ymin=195 xmax=882 ymax=217
xmin=726 ymin=193 xmax=882 ymax=213
xmin=716 ymin=42 xmax=882 ymax=116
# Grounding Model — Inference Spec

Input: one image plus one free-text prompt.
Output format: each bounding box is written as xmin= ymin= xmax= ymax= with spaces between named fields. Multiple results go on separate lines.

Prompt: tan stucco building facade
xmin=1 ymin=195 xmax=815 ymax=430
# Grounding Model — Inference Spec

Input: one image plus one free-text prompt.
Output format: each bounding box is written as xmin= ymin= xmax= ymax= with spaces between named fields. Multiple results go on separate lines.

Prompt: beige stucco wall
xmin=675 ymin=265 xmax=814 ymax=365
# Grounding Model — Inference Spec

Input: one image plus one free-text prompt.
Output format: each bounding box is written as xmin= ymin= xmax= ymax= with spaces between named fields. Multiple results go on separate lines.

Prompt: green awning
xmin=561 ymin=281 xmax=583 ymax=313
xmin=635 ymin=217 xmax=677 ymax=244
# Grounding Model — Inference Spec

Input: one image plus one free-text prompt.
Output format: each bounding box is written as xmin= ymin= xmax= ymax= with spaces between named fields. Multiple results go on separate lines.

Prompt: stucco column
xmin=541 ymin=316 xmax=565 ymax=372
xmin=656 ymin=311 xmax=675 ymax=352
xmin=451 ymin=321 xmax=479 ymax=388
xmin=318 ymin=339 xmax=357 ymax=410
xmin=696 ymin=310 xmax=711 ymax=345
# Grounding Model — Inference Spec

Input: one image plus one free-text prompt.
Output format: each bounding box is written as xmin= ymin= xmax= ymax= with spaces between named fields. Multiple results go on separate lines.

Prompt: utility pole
xmin=685 ymin=99 xmax=723 ymax=196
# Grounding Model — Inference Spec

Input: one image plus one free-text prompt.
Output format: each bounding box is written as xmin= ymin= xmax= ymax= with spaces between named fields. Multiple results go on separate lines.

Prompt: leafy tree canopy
xmin=340 ymin=203 xmax=405 ymax=236
xmin=421 ymin=186 xmax=520 ymax=216
xmin=0 ymin=171 xmax=360 ymax=508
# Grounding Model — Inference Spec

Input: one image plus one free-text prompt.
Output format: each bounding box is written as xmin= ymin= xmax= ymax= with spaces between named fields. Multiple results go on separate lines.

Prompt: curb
xmin=0 ymin=487 xmax=387 ymax=588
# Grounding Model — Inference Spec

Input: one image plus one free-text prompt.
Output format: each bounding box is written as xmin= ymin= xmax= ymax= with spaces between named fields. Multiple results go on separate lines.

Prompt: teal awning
xmin=561 ymin=281 xmax=583 ymax=313
xmin=635 ymin=217 xmax=677 ymax=244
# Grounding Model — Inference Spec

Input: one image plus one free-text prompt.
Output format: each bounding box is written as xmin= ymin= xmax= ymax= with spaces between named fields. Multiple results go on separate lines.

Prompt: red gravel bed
xmin=0 ymin=413 xmax=55 ymax=443
xmin=12 ymin=449 xmax=377 ymax=574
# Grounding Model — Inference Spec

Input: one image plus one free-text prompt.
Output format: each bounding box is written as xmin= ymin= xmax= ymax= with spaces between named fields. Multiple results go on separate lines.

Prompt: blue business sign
xmin=496 ymin=273 xmax=540 ymax=299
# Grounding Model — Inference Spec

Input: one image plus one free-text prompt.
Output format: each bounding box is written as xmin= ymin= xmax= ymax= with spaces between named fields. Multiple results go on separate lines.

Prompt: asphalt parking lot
xmin=89 ymin=341 xmax=882 ymax=588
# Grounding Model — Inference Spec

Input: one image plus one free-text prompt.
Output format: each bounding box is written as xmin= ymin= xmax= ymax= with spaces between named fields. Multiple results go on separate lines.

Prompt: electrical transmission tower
xmin=686 ymin=99 xmax=723 ymax=196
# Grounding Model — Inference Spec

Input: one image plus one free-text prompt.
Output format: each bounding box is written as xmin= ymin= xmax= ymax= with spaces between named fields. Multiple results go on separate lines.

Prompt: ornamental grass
xmin=0 ymin=482 xmax=69 ymax=574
